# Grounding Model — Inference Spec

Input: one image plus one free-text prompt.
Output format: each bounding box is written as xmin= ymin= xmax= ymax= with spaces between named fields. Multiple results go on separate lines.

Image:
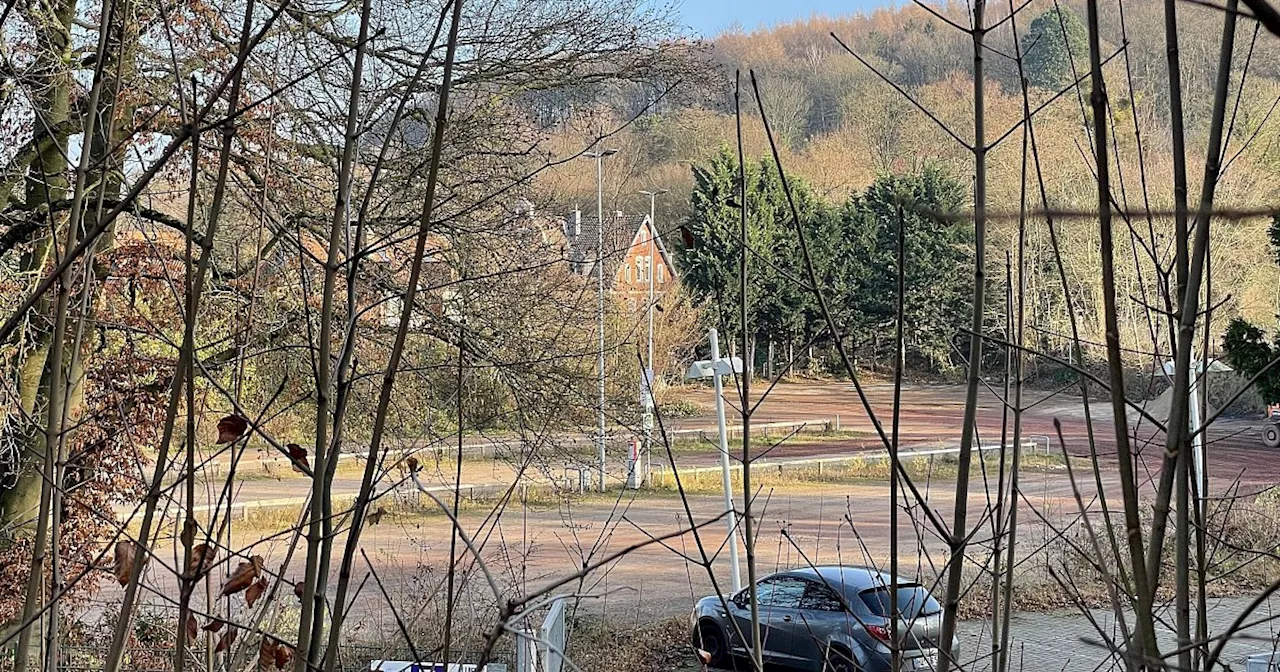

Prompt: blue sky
xmin=676 ymin=0 xmax=898 ymax=37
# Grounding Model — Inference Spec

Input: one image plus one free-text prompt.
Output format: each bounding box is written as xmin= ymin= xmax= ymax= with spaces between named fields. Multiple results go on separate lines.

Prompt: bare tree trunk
xmin=1169 ymin=5 xmax=1239 ymax=671
xmin=734 ymin=71 xmax=763 ymax=672
xmin=296 ymin=0 xmax=375 ymax=663
xmin=317 ymin=1 xmax=464 ymax=668
xmin=936 ymin=3 xmax=987 ymax=667
xmin=890 ymin=205 xmax=906 ymax=672
xmin=103 ymin=2 xmax=261 ymax=668
xmin=1084 ymin=0 xmax=1161 ymax=665
xmin=174 ymin=79 xmax=202 ymax=672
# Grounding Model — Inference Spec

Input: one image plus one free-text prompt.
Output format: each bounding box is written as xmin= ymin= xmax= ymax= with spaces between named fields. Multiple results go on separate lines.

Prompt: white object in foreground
xmin=684 ymin=328 xmax=745 ymax=593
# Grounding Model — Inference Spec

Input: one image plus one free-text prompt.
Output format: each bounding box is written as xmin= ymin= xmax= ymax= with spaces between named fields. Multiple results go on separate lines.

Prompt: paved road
xmin=710 ymin=595 xmax=1280 ymax=671
xmin=952 ymin=594 xmax=1280 ymax=671
xmin=100 ymin=382 xmax=1280 ymax=670
xmin=186 ymin=381 xmax=1276 ymax=519
xmin=679 ymin=382 xmax=1276 ymax=487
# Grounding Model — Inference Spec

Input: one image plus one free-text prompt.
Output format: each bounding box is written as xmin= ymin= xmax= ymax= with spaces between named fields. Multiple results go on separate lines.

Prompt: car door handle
xmin=782 ymin=615 xmax=792 ymax=622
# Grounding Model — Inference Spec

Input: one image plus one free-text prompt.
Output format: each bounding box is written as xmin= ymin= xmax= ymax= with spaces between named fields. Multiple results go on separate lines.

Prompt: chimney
xmin=573 ymin=209 xmax=581 ymax=236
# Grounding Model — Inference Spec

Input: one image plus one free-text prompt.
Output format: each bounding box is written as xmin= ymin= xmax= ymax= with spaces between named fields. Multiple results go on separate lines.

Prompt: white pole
xmin=647 ymin=195 xmax=656 ymax=387
xmin=596 ymin=153 xmax=607 ymax=493
xmin=645 ymin=194 xmax=656 ymax=486
xmin=1190 ymin=369 xmax=1205 ymax=502
xmin=709 ymin=328 xmax=743 ymax=592
xmin=586 ymin=147 xmax=614 ymax=491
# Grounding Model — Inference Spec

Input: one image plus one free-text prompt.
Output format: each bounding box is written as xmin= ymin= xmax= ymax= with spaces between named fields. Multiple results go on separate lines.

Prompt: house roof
xmin=560 ymin=211 xmax=672 ymax=279
xmin=564 ymin=212 xmax=646 ymax=262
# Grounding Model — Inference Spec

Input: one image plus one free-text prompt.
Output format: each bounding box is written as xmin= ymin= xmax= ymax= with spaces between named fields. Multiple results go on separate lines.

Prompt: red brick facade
xmin=611 ymin=218 xmax=676 ymax=312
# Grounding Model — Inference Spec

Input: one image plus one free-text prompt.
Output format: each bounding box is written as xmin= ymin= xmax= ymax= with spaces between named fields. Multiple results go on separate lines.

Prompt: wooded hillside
xmin=538 ymin=0 xmax=1280 ymax=370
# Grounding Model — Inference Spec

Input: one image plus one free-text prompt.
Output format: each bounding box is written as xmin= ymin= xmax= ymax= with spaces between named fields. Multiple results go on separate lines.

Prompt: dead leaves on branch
xmin=216 ymin=414 xmax=249 ymax=444
xmin=274 ymin=642 xmax=294 ymax=670
xmin=246 ymin=576 xmax=269 ymax=607
xmin=220 ymin=555 xmax=264 ymax=597
xmin=215 ymin=627 xmax=238 ymax=653
xmin=185 ymin=614 xmax=198 ymax=642
xmin=113 ymin=541 xmax=142 ymax=586
xmin=189 ymin=543 xmax=216 ymax=575
xmin=259 ymin=637 xmax=294 ymax=670
xmin=286 ymin=443 xmax=309 ymax=473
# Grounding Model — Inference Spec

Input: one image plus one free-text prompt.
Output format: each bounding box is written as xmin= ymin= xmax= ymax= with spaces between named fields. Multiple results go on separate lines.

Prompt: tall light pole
xmin=638 ymin=188 xmax=667 ymax=485
xmin=585 ymin=148 xmax=617 ymax=492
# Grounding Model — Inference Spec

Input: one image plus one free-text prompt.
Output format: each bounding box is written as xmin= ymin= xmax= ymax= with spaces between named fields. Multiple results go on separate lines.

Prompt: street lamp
xmin=638 ymin=188 xmax=668 ymax=486
xmin=585 ymin=148 xmax=617 ymax=492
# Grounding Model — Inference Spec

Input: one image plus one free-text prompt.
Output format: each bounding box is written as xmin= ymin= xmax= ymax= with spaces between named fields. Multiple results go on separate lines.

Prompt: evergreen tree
xmin=676 ymin=148 xmax=826 ymax=362
xmin=1024 ymin=6 xmax=1089 ymax=90
xmin=835 ymin=166 xmax=972 ymax=369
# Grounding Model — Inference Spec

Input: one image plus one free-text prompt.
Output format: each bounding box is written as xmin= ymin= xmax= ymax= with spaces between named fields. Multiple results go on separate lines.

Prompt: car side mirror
xmin=731 ymin=591 xmax=747 ymax=608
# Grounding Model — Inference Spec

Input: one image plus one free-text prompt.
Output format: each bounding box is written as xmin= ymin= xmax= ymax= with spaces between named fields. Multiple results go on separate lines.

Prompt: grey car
xmin=690 ymin=566 xmax=953 ymax=671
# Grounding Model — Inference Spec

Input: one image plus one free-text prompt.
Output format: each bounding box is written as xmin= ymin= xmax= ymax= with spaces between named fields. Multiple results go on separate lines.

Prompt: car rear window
xmin=857 ymin=585 xmax=940 ymax=617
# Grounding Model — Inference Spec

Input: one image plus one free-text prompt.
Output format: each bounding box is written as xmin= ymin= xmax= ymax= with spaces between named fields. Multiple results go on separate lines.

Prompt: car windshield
xmin=858 ymin=585 xmax=940 ymax=617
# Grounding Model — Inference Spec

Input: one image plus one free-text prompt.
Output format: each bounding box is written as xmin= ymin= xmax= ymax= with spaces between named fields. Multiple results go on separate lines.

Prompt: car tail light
xmin=866 ymin=624 xmax=892 ymax=643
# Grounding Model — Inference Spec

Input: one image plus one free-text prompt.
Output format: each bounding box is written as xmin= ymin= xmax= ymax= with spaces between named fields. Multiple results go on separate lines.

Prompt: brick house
xmin=560 ymin=209 xmax=677 ymax=310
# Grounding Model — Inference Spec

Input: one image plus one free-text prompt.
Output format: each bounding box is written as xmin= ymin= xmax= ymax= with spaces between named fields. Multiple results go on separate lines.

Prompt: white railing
xmin=515 ymin=596 xmax=567 ymax=672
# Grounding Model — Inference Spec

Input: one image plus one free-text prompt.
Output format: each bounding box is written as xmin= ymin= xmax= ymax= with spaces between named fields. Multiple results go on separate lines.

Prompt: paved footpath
xmin=955 ymin=595 xmax=1280 ymax=671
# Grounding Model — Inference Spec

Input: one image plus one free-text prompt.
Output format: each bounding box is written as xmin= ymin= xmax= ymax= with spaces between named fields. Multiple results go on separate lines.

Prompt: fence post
xmin=542 ymin=597 xmax=567 ymax=672
xmin=514 ymin=628 xmax=538 ymax=672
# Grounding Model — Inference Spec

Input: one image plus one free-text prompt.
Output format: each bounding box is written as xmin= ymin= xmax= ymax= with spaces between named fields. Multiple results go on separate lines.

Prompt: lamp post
xmin=638 ymin=189 xmax=668 ymax=485
xmin=585 ymin=148 xmax=617 ymax=492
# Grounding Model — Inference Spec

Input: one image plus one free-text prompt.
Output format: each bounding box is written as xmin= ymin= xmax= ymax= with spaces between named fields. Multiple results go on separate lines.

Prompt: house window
xmin=637 ymin=255 xmax=651 ymax=283
xmin=625 ymin=263 xmax=632 ymax=283
xmin=656 ymin=263 xmax=666 ymax=284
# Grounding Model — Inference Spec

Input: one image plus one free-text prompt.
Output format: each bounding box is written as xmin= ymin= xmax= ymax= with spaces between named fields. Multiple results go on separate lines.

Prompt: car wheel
xmin=696 ymin=621 xmax=730 ymax=668
xmin=1264 ymin=422 xmax=1280 ymax=449
xmin=824 ymin=647 xmax=860 ymax=672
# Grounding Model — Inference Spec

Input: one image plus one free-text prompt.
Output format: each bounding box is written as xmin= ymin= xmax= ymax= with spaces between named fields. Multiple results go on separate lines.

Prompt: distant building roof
xmin=560 ymin=210 xmax=650 ymax=278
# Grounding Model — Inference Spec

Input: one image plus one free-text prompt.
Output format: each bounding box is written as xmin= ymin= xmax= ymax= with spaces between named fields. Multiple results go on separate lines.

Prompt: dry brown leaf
xmin=258 ymin=637 xmax=278 ymax=670
xmin=293 ymin=581 xmax=305 ymax=600
xmin=221 ymin=560 xmax=257 ymax=596
xmin=250 ymin=555 xmax=264 ymax=577
xmin=185 ymin=614 xmax=198 ymax=642
xmin=286 ymin=443 xmax=309 ymax=473
xmin=202 ymin=620 xmax=224 ymax=633
xmin=214 ymin=627 xmax=238 ymax=653
xmin=216 ymin=415 xmax=249 ymax=444
xmin=274 ymin=643 xmax=294 ymax=670
xmin=246 ymin=576 xmax=269 ymax=608
xmin=405 ymin=456 xmax=419 ymax=473
xmin=189 ymin=543 xmax=215 ymax=574
xmin=113 ymin=541 xmax=137 ymax=586
xmin=367 ymin=507 xmax=386 ymax=526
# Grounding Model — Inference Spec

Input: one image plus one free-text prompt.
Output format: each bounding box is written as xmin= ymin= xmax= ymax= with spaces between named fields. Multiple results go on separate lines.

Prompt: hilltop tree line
xmin=540 ymin=0 xmax=1280 ymax=375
